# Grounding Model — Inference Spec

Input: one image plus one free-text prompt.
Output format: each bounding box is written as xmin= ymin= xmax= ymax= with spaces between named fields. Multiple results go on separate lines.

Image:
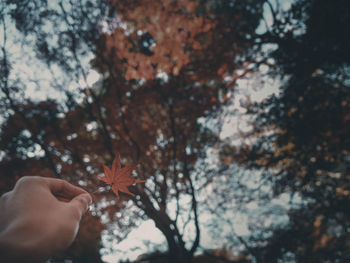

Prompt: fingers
xmin=42 ymin=177 xmax=88 ymax=200
xmin=15 ymin=176 xmax=93 ymax=220
xmin=68 ymin=193 xmax=92 ymax=220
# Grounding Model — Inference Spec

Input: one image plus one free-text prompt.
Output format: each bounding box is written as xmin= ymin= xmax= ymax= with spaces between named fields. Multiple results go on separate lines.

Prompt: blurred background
xmin=1 ymin=0 xmax=349 ymax=262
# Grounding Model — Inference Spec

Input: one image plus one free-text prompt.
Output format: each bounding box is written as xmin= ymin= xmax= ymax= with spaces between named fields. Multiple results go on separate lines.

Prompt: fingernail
xmin=82 ymin=193 xmax=92 ymax=205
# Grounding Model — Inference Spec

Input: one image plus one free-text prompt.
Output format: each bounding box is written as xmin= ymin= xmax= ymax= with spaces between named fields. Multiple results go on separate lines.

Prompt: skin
xmin=0 ymin=176 xmax=92 ymax=263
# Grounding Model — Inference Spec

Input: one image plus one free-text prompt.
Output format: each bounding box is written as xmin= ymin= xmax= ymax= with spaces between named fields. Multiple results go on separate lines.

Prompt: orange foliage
xmin=101 ymin=0 xmax=216 ymax=80
xmin=99 ymin=153 xmax=145 ymax=197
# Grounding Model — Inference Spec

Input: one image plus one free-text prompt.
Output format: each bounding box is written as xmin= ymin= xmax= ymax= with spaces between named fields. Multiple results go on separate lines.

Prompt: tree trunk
xmin=137 ymin=193 xmax=194 ymax=262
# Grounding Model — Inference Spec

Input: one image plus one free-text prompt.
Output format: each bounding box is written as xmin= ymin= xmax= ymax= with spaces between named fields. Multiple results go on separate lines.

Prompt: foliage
xmin=100 ymin=153 xmax=145 ymax=197
xmin=221 ymin=0 xmax=350 ymax=261
xmin=0 ymin=0 xmax=265 ymax=262
xmin=2 ymin=0 xmax=348 ymax=262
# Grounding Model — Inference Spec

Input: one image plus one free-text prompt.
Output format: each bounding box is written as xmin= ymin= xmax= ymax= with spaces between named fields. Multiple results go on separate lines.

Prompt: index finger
xmin=43 ymin=177 xmax=88 ymax=200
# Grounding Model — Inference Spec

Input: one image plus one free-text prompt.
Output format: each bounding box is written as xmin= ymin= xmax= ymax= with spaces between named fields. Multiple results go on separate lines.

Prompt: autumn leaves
xmin=99 ymin=153 xmax=145 ymax=197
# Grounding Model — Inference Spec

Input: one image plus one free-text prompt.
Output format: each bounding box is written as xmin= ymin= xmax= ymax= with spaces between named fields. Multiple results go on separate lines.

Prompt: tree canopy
xmin=1 ymin=0 xmax=349 ymax=262
xmin=221 ymin=0 xmax=350 ymax=261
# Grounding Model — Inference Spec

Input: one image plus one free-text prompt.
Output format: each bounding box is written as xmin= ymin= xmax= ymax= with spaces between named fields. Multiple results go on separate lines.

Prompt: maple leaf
xmin=99 ymin=153 xmax=145 ymax=197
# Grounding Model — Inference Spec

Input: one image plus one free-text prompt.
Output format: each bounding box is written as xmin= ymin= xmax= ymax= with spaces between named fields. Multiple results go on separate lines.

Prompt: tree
xmin=0 ymin=0 xmax=266 ymax=262
xmin=222 ymin=0 xmax=350 ymax=261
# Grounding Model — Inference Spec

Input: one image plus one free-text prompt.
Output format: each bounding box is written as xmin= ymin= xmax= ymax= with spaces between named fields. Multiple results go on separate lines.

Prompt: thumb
xmin=68 ymin=193 xmax=92 ymax=218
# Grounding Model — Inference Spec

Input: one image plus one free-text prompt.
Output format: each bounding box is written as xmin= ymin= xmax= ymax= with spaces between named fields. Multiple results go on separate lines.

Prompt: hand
xmin=0 ymin=176 xmax=92 ymax=263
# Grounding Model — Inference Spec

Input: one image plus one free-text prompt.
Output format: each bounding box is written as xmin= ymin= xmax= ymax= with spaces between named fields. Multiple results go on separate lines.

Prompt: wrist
xmin=0 ymin=221 xmax=47 ymax=263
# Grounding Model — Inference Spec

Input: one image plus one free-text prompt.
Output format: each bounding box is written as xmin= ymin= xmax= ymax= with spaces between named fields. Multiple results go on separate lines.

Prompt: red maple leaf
xmin=99 ymin=153 xmax=145 ymax=197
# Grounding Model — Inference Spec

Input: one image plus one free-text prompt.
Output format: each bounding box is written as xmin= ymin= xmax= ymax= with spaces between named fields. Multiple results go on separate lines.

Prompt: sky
xmin=1 ymin=0 xmax=297 ymax=262
xmin=99 ymin=1 xmax=297 ymax=261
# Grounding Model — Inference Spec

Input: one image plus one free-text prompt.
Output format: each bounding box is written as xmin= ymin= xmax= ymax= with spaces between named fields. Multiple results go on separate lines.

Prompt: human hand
xmin=0 ymin=176 xmax=92 ymax=263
